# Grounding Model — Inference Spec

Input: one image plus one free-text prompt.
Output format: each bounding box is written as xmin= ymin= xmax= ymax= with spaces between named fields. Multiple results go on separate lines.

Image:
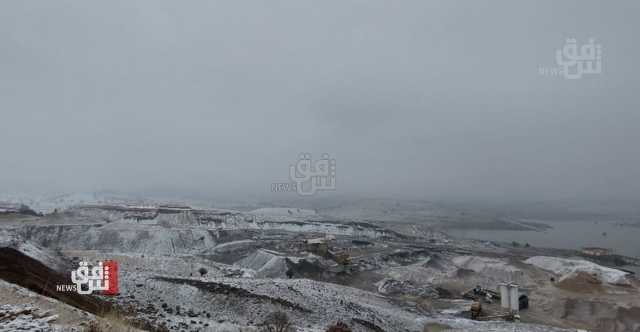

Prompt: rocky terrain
xmin=1 ymin=199 xmax=639 ymax=332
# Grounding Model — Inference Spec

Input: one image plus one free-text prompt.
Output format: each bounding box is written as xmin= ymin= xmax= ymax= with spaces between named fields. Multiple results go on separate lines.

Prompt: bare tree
xmin=326 ymin=321 xmax=352 ymax=332
xmin=260 ymin=311 xmax=293 ymax=332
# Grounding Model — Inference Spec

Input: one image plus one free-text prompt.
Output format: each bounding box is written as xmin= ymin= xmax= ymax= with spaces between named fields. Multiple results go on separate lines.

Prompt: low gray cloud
xmin=1 ymin=0 xmax=639 ymax=202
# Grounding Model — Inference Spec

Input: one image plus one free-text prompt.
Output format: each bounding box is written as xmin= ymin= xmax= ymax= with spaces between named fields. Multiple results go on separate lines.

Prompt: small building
xmin=581 ymin=247 xmax=612 ymax=257
xmin=304 ymin=235 xmax=335 ymax=256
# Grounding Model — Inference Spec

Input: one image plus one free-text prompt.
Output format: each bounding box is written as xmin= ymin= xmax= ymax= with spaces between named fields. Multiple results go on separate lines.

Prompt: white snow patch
xmin=524 ymin=256 xmax=629 ymax=285
xmin=211 ymin=240 xmax=256 ymax=252
xmin=453 ymin=255 xmax=525 ymax=284
xmin=250 ymin=207 xmax=316 ymax=216
xmin=235 ymin=249 xmax=288 ymax=278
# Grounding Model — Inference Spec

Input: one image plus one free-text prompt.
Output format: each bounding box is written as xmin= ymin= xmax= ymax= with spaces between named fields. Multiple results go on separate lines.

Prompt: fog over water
xmin=448 ymin=220 xmax=640 ymax=258
xmin=1 ymin=1 xmax=639 ymax=206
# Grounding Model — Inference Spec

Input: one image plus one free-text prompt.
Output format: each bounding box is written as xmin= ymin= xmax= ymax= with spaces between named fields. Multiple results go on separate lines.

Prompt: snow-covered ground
xmin=524 ymin=256 xmax=630 ymax=285
xmin=0 ymin=229 xmax=69 ymax=272
xmin=2 ymin=200 xmax=639 ymax=332
xmin=0 ymin=304 xmax=64 ymax=332
xmin=249 ymin=207 xmax=317 ymax=217
xmin=453 ymin=255 xmax=527 ymax=286
xmin=0 ymin=192 xmax=131 ymax=214
xmin=235 ymin=249 xmax=290 ymax=278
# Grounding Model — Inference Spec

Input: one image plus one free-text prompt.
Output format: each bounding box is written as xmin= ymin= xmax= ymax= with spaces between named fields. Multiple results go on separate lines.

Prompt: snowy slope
xmin=524 ymin=256 xmax=629 ymax=285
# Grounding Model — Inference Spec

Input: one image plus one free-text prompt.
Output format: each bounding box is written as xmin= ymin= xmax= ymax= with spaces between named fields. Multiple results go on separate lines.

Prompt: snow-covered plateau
xmin=1 ymin=200 xmax=638 ymax=332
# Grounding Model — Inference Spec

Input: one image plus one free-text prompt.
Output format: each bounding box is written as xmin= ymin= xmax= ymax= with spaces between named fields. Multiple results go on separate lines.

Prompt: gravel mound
xmin=556 ymin=271 xmax=603 ymax=293
xmin=235 ymin=249 xmax=288 ymax=278
xmin=524 ymin=256 xmax=629 ymax=285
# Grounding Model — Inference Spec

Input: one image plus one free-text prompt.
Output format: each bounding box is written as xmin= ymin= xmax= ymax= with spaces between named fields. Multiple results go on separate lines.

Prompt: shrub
xmin=260 ymin=311 xmax=292 ymax=332
xmin=326 ymin=321 xmax=352 ymax=332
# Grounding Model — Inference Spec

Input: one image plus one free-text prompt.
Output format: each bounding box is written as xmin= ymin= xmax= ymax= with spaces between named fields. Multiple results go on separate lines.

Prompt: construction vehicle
xmin=462 ymin=285 xmax=500 ymax=304
xmin=470 ymin=301 xmax=482 ymax=319
xmin=334 ymin=251 xmax=351 ymax=265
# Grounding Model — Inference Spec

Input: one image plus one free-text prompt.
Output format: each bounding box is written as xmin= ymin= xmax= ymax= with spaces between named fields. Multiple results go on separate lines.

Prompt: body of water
xmin=447 ymin=220 xmax=640 ymax=258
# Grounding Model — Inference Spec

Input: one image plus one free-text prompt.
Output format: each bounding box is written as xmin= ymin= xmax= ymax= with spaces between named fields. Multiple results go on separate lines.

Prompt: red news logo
xmin=57 ymin=260 xmax=118 ymax=295
xmin=102 ymin=260 xmax=118 ymax=295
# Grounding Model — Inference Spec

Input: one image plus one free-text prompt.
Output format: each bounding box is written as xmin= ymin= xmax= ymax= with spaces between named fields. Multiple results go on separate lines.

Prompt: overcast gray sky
xmin=1 ymin=0 xmax=639 ymax=202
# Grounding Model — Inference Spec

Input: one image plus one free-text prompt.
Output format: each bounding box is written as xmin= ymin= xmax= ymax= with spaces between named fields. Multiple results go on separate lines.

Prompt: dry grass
xmin=84 ymin=313 xmax=144 ymax=332
xmin=422 ymin=322 xmax=454 ymax=332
